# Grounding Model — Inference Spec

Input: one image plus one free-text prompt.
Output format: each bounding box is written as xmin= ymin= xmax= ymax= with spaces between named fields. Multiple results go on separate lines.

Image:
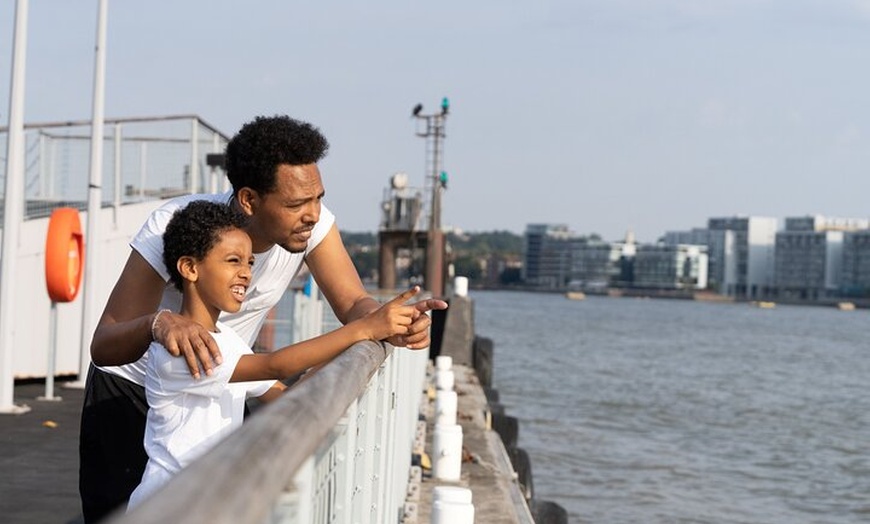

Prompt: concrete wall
xmin=8 ymin=201 xmax=163 ymax=378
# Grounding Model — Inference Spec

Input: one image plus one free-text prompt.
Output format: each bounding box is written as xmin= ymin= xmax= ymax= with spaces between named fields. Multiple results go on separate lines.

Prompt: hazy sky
xmin=3 ymin=1 xmax=870 ymax=242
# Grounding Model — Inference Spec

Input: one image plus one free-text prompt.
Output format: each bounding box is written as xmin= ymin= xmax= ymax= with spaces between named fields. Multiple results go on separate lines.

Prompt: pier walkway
xmin=0 ymin=380 xmax=85 ymax=524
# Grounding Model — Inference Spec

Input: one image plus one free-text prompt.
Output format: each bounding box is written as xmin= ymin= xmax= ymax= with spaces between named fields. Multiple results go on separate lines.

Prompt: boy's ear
xmin=177 ymin=256 xmax=198 ymax=283
xmin=236 ymin=188 xmax=257 ymax=217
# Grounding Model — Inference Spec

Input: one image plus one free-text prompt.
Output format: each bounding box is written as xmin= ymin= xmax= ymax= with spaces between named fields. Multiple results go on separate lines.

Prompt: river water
xmin=470 ymin=290 xmax=870 ymax=524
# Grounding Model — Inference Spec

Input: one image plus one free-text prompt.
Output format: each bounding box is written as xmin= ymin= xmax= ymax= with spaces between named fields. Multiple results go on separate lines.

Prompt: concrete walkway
xmin=0 ymin=380 xmax=85 ymax=524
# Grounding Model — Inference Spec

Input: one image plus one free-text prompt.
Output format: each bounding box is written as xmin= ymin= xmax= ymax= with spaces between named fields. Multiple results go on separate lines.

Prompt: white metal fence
xmin=0 ymin=114 xmax=230 ymax=221
xmin=114 ymin=290 xmax=430 ymax=524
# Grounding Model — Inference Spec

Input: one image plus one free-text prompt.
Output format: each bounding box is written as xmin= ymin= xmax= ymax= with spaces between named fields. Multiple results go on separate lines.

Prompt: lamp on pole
xmin=411 ymin=97 xmax=450 ymax=297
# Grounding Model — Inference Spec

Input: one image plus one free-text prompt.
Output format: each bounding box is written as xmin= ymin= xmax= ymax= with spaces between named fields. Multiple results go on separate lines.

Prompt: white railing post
xmin=210 ymin=131 xmax=220 ymax=193
xmin=189 ymin=118 xmax=199 ymax=193
xmin=113 ymin=123 xmax=122 ymax=217
xmin=335 ymin=400 xmax=358 ymax=524
xmin=138 ymin=142 xmax=146 ymax=200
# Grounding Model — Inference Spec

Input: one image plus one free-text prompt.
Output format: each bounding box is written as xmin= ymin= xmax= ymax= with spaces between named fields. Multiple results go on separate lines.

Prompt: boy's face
xmin=194 ymin=228 xmax=254 ymax=315
xmin=243 ymin=163 xmax=325 ymax=254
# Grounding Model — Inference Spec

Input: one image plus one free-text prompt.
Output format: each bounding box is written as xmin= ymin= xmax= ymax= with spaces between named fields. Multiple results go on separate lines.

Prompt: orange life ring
xmin=45 ymin=207 xmax=84 ymax=303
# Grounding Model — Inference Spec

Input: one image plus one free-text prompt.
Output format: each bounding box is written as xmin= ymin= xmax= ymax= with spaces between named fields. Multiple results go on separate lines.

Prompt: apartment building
xmin=842 ymin=230 xmax=870 ymax=297
xmin=663 ymin=228 xmax=735 ymax=292
xmin=633 ymin=244 xmax=708 ymax=290
xmin=522 ymin=224 xmax=578 ymax=289
xmin=707 ymin=216 xmax=777 ymax=298
xmin=774 ymin=216 xmax=868 ymax=300
xmin=569 ymin=238 xmax=632 ymax=288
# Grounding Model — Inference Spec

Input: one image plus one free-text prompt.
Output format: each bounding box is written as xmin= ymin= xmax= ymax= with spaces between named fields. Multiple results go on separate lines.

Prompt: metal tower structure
xmin=412 ymin=98 xmax=449 ymax=297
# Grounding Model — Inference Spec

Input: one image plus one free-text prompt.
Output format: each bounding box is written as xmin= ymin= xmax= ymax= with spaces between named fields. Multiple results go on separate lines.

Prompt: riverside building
xmin=707 ymin=216 xmax=777 ymax=298
xmin=633 ymin=244 xmax=709 ymax=290
xmin=522 ymin=224 xmax=578 ymax=289
xmin=664 ymin=215 xmax=775 ymax=298
xmin=569 ymin=235 xmax=635 ymax=290
xmin=842 ymin=230 xmax=870 ymax=297
xmin=663 ymin=228 xmax=735 ymax=293
xmin=775 ymin=215 xmax=870 ymax=300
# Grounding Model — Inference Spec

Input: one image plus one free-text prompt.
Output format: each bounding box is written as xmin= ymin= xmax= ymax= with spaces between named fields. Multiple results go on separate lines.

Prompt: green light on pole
xmin=439 ymin=171 xmax=448 ymax=188
xmin=441 ymin=97 xmax=450 ymax=115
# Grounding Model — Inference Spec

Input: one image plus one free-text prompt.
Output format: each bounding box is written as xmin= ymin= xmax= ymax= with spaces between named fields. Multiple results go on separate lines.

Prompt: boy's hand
xmin=363 ymin=287 xmax=420 ymax=341
xmin=152 ymin=311 xmax=223 ymax=379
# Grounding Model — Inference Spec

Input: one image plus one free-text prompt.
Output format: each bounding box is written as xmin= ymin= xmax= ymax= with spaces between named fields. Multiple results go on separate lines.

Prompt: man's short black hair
xmin=163 ymin=200 xmax=249 ymax=292
xmin=224 ymin=115 xmax=330 ymax=195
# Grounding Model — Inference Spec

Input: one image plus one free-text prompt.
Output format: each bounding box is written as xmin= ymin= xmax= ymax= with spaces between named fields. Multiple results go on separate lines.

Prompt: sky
xmin=3 ymin=0 xmax=870 ymax=242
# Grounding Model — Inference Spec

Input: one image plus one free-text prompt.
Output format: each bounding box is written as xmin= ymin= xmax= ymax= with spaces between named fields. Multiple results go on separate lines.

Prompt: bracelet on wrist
xmin=151 ymin=309 xmax=171 ymax=341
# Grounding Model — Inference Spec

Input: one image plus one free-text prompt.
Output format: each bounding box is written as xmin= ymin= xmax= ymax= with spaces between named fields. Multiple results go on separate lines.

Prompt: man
xmin=80 ymin=115 xmax=447 ymax=522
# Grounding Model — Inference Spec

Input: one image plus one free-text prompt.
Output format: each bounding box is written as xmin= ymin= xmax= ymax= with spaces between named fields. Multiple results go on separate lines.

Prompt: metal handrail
xmin=0 ymin=113 xmax=229 ymax=140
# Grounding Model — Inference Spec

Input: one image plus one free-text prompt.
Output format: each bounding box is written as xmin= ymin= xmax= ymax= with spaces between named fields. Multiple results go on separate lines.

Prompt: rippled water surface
xmin=471 ymin=290 xmax=870 ymax=524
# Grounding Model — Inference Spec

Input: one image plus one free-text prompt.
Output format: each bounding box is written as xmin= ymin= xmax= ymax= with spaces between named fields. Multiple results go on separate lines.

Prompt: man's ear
xmin=177 ymin=256 xmax=198 ymax=283
xmin=236 ymin=188 xmax=258 ymax=217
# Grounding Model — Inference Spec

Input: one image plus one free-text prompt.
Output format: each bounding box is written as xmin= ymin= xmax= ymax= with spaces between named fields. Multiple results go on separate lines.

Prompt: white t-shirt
xmin=99 ymin=191 xmax=335 ymax=385
xmin=127 ymin=322 xmax=276 ymax=508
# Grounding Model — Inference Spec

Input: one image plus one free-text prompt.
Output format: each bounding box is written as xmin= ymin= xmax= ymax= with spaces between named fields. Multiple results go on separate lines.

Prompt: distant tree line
xmin=339 ymin=230 xmax=524 ymax=288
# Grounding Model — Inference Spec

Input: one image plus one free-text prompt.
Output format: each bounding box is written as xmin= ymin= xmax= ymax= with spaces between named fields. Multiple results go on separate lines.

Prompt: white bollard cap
xmin=453 ymin=276 xmax=469 ymax=298
xmin=433 ymin=485 xmax=473 ymax=504
xmin=435 ymin=355 xmax=453 ymax=371
xmin=431 ymin=499 xmax=474 ymax=524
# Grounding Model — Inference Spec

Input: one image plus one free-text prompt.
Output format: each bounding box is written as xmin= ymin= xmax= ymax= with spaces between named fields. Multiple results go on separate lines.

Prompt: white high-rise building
xmin=707 ymin=216 xmax=777 ymax=298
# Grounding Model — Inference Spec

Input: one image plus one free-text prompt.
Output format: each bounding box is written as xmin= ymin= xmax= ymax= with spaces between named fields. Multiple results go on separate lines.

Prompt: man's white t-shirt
xmin=99 ymin=191 xmax=335 ymax=385
xmin=127 ymin=322 xmax=276 ymax=508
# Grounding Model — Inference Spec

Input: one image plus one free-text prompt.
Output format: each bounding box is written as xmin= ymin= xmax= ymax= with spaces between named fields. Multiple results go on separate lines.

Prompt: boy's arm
xmin=90 ymin=250 xmax=222 ymax=378
xmin=231 ymin=288 xmax=419 ymax=383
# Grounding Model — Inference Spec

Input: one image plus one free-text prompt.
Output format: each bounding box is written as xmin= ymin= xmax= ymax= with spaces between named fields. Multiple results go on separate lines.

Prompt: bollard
xmin=435 ymin=389 xmax=458 ymax=426
xmin=435 ymin=369 xmax=454 ymax=391
xmin=431 ymin=499 xmax=474 ymax=524
xmin=431 ymin=486 xmax=474 ymax=524
xmin=453 ymin=276 xmax=469 ymax=298
xmin=433 ymin=485 xmax=472 ymax=504
xmin=435 ymin=355 xmax=453 ymax=371
xmin=432 ymin=423 xmax=463 ymax=481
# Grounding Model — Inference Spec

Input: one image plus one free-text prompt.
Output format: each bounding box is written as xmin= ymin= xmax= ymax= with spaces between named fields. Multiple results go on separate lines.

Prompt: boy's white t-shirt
xmin=128 ymin=322 xmax=275 ymax=508
xmin=99 ymin=191 xmax=335 ymax=385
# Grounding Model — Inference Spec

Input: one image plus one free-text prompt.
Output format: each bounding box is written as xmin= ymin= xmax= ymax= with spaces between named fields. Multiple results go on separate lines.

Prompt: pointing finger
xmin=386 ymin=286 xmax=421 ymax=305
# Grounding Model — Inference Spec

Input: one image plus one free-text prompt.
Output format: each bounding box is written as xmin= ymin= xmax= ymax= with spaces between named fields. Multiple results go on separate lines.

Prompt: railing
xmin=0 ymin=114 xmax=230 ymax=221
xmin=110 ymin=290 xmax=430 ymax=524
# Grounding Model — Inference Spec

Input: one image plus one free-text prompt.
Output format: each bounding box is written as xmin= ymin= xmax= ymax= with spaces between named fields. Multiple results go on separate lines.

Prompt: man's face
xmin=245 ymin=163 xmax=325 ymax=253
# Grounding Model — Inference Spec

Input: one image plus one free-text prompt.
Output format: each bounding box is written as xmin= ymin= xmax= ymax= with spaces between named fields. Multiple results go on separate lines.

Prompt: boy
xmin=127 ymin=201 xmax=420 ymax=507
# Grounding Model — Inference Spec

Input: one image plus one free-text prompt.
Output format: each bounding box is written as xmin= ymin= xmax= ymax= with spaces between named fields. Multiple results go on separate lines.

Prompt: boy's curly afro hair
xmin=224 ymin=115 xmax=330 ymax=195
xmin=162 ymin=200 xmax=249 ymax=292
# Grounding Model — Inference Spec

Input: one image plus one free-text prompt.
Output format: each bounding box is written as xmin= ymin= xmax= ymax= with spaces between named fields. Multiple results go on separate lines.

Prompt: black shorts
xmin=78 ymin=365 xmax=148 ymax=523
